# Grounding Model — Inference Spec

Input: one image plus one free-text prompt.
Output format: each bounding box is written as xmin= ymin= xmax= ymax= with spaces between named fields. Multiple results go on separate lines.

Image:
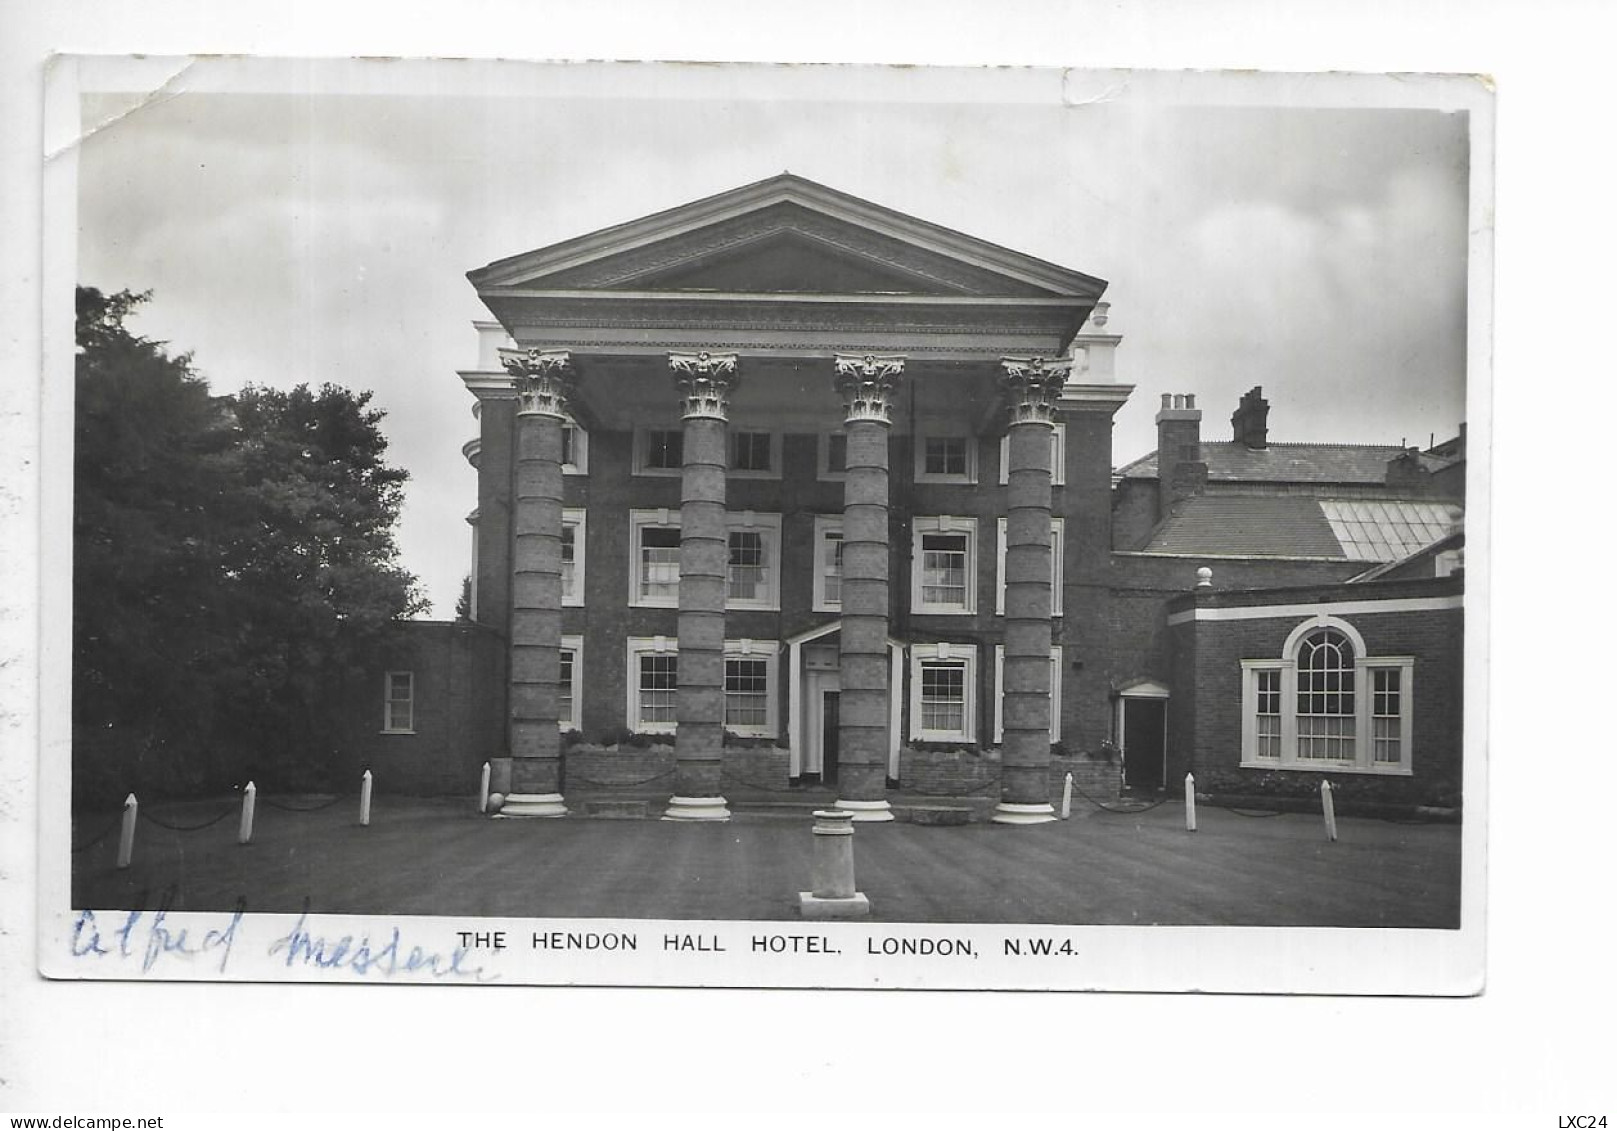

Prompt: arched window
xmin=1241 ymin=616 xmax=1414 ymax=775
xmin=1296 ymin=629 xmax=1355 ymax=760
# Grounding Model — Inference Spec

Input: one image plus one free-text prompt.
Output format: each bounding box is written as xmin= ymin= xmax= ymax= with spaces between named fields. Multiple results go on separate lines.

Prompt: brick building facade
xmin=347 ymin=176 xmax=1467 ymax=817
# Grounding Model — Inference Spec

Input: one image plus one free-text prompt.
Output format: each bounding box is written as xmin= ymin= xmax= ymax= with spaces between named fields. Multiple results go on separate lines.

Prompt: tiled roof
xmin=1116 ymin=441 xmax=1457 ymax=484
xmin=1141 ymin=496 xmax=1463 ymax=560
xmin=1143 ymin=496 xmax=1347 ymax=558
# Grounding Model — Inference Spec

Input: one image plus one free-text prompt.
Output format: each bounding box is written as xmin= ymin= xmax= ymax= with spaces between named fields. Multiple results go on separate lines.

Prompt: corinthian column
xmin=665 ymin=351 xmax=739 ymax=821
xmin=496 ymin=348 xmax=578 ymax=818
xmin=832 ymin=354 xmax=904 ymax=822
xmin=994 ymin=355 xmax=1070 ymax=825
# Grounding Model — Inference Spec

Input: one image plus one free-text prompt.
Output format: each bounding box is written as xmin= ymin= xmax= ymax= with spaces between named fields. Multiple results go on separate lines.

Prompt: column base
xmin=496 ymin=793 xmax=569 ymax=818
xmin=798 ymin=891 xmax=871 ymax=919
xmin=991 ymin=802 xmax=1058 ymax=826
xmin=831 ymin=798 xmax=895 ymax=823
xmin=662 ymin=795 xmax=731 ymax=821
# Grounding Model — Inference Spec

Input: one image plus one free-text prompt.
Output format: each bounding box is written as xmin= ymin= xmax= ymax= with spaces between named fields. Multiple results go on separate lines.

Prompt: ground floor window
xmin=382 ymin=671 xmax=414 ymax=733
xmin=1241 ymin=616 xmax=1414 ymax=774
xmin=559 ymin=635 xmax=583 ymax=730
xmin=908 ymin=643 xmax=978 ymax=743
xmin=626 ymin=637 xmax=678 ymax=733
xmin=992 ymin=645 xmax=1063 ymax=743
xmin=723 ymin=639 xmax=778 ymax=737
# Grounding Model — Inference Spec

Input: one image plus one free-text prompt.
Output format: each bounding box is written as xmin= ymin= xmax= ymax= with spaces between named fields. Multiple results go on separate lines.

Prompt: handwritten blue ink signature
xmin=268 ymin=910 xmax=495 ymax=981
xmin=71 ymin=900 xmax=244 ymax=975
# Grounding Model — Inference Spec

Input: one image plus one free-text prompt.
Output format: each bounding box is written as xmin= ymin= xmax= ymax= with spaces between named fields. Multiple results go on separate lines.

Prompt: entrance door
xmin=1122 ymin=698 xmax=1167 ymax=791
xmin=821 ymin=691 xmax=841 ymax=785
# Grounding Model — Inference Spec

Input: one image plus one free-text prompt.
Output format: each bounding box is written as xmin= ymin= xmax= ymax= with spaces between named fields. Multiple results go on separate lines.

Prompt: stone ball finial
xmin=1196 ymin=566 xmax=1213 ymax=588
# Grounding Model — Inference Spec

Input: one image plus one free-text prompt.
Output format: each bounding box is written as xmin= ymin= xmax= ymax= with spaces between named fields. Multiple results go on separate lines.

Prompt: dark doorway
xmin=1122 ymin=698 xmax=1167 ymax=791
xmin=821 ymin=691 xmax=840 ymax=785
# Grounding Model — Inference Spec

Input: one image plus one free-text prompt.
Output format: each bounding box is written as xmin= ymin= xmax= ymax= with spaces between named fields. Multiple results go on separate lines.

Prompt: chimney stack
xmin=1156 ymin=393 xmax=1206 ymax=519
xmin=1231 ymin=386 xmax=1269 ymax=450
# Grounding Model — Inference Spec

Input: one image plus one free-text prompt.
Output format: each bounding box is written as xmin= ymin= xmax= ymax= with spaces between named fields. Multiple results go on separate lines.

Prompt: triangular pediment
xmin=470 ymin=175 xmax=1106 ymax=301
xmin=616 ymin=227 xmax=966 ymax=296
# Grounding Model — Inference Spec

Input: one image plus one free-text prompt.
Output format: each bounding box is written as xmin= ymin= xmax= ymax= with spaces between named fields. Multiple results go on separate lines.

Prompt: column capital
xmin=500 ymin=348 xmax=578 ymax=419
xmin=999 ymin=356 xmax=1073 ymax=426
xmin=833 ymin=354 xmax=906 ymax=426
xmin=669 ymin=351 xmax=739 ymax=421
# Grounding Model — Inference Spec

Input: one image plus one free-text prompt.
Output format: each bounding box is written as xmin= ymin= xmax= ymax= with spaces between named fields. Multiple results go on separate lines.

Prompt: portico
xmin=460 ymin=174 xmax=1123 ymax=822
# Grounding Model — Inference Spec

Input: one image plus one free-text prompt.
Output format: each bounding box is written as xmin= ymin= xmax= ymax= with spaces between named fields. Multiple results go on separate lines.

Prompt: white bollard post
xmin=1060 ymin=772 xmax=1074 ymax=820
xmin=239 ymin=781 xmax=256 ymax=845
xmin=1321 ymin=779 xmax=1338 ymax=842
xmin=479 ymin=761 xmax=491 ymax=813
xmin=117 ymin=793 xmax=137 ymax=869
xmin=1184 ymin=772 xmax=1198 ymax=832
xmin=360 ymin=769 xmax=373 ymax=827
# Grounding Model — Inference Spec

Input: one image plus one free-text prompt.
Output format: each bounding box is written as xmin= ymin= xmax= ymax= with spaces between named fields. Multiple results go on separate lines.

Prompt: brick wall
xmin=345 ymin=620 xmax=503 ymax=796
xmin=1167 ymin=577 xmax=1465 ymax=807
xmin=896 ymin=747 xmax=1122 ymax=804
xmin=559 ymin=742 xmax=790 ymax=792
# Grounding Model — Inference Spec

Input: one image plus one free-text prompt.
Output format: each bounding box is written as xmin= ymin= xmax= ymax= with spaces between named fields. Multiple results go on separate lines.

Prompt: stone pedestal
xmin=798 ymin=809 xmax=870 ymax=918
xmin=831 ymin=354 xmax=903 ymax=823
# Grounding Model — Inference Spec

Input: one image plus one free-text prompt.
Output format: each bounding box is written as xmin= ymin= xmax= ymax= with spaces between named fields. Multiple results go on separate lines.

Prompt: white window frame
xmin=998 ymin=422 xmax=1066 ymax=486
xmin=727 ymin=430 xmax=781 ymax=480
xmin=725 ymin=511 xmax=783 ymax=611
xmin=561 ymin=508 xmax=586 ymax=607
xmin=914 ymin=432 xmax=978 ymax=484
xmin=625 ymin=636 xmax=679 ymax=735
xmin=995 ymin=516 xmax=1064 ymax=617
xmin=911 ymin=515 xmax=978 ymax=616
xmin=992 ymin=645 xmax=1064 ymax=744
xmin=812 ymin=515 xmax=844 ymax=612
xmin=629 ymin=508 xmax=681 ymax=608
xmin=633 ymin=427 xmax=685 ymax=477
xmin=908 ymin=642 xmax=979 ymax=743
xmin=722 ymin=638 xmax=779 ymax=738
xmin=382 ymin=671 xmax=415 ymax=734
xmin=817 ymin=431 xmax=850 ymax=482
xmin=1239 ymin=616 xmax=1415 ymax=776
xmin=558 ymin=635 xmax=583 ymax=731
xmin=560 ymin=418 xmax=589 ymax=476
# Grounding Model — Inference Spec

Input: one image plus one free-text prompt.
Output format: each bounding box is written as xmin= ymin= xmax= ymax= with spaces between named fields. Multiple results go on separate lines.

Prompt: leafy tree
xmin=73 ymin=287 xmax=425 ymax=800
xmin=455 ymin=574 xmax=473 ymax=620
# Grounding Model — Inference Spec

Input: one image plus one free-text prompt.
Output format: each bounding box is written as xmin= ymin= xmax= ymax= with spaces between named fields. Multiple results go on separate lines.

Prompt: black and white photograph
xmin=36 ymin=57 xmax=1487 ymax=994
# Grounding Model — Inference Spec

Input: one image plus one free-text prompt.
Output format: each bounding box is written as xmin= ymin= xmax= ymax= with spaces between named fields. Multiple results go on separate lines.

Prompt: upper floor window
xmin=630 ymin=509 xmax=781 ymax=610
xmin=995 ymin=516 xmax=1065 ymax=617
xmin=1241 ymin=617 xmax=1414 ymax=775
xmin=818 ymin=432 xmax=849 ymax=481
xmin=729 ymin=431 xmax=779 ymax=478
xmin=560 ymin=420 xmax=589 ymax=475
xmin=997 ymin=422 xmax=1066 ymax=486
xmin=635 ymin=428 xmax=684 ymax=476
xmin=812 ymin=516 xmax=844 ymax=612
xmin=629 ymin=509 xmax=682 ymax=607
xmin=726 ymin=512 xmax=782 ymax=610
xmin=911 ymin=516 xmax=978 ymax=615
xmin=915 ymin=434 xmax=977 ymax=484
xmin=561 ymin=509 xmax=586 ymax=606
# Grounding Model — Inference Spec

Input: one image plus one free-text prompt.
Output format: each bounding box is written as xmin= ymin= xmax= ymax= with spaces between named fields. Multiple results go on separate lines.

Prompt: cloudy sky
xmin=72 ymin=61 xmax=1475 ymax=616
